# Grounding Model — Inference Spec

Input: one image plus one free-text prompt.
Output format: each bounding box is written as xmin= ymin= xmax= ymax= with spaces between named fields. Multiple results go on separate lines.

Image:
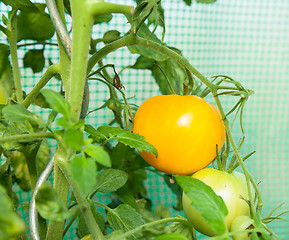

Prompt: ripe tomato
xmin=230 ymin=215 xmax=254 ymax=240
xmin=132 ymin=94 xmax=225 ymax=175
xmin=0 ymin=84 xmax=9 ymax=104
xmin=182 ymin=168 xmax=254 ymax=236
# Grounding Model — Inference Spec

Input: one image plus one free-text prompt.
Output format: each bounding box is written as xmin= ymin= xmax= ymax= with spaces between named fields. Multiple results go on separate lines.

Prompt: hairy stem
xmin=57 ymin=160 xmax=105 ymax=240
xmin=8 ymin=15 xmax=23 ymax=102
xmin=22 ymin=63 xmax=60 ymax=108
xmin=114 ymin=217 xmax=188 ymax=240
xmin=0 ymin=132 xmax=53 ymax=143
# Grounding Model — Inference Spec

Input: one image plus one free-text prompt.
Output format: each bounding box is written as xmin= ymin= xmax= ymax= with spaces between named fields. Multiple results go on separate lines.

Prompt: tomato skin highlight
xmin=182 ymin=168 xmax=254 ymax=236
xmin=132 ymin=94 xmax=226 ymax=175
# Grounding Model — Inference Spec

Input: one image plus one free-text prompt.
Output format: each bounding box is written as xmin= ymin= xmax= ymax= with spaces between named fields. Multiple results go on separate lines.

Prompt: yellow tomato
xmin=132 ymin=95 xmax=226 ymax=175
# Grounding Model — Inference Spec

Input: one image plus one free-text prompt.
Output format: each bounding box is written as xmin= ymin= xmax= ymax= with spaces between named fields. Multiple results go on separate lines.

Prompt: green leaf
xmin=71 ymin=156 xmax=97 ymax=197
xmin=154 ymin=203 xmax=170 ymax=219
xmin=131 ymin=55 xmax=154 ymax=69
xmin=17 ymin=3 xmax=55 ymax=41
xmin=41 ymin=89 xmax=71 ymax=117
xmin=88 ymin=126 xmax=158 ymax=157
xmin=94 ymin=13 xmax=113 ymax=24
xmin=10 ymin=151 xmax=31 ymax=192
xmin=165 ymin=216 xmax=196 ymax=240
xmin=95 ymin=169 xmax=128 ymax=193
xmin=32 ymin=92 xmax=51 ymax=108
xmin=127 ymin=25 xmax=169 ymax=61
xmin=77 ymin=206 xmax=105 ymax=238
xmin=2 ymin=104 xmax=35 ymax=123
xmin=103 ymin=30 xmax=121 ymax=44
xmin=35 ymin=182 xmax=73 ymax=221
xmin=84 ymin=144 xmax=111 ymax=167
xmin=23 ymin=49 xmax=45 ymax=73
xmin=154 ymin=233 xmax=188 ymax=240
xmin=84 ymin=124 xmax=107 ymax=142
xmin=175 ymin=175 xmax=228 ymax=235
xmin=183 ymin=0 xmax=192 ymax=6
xmin=0 ymin=185 xmax=26 ymax=239
xmin=115 ymin=187 xmax=138 ymax=210
xmin=2 ymin=0 xmax=38 ymax=12
xmin=63 ymin=128 xmax=84 ymax=150
xmin=107 ymin=204 xmax=145 ymax=239
xmin=0 ymin=44 xmax=10 ymax=77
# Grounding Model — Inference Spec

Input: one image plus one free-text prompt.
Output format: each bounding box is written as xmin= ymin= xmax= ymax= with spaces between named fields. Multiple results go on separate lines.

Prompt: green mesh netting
xmin=0 ymin=0 xmax=289 ymax=239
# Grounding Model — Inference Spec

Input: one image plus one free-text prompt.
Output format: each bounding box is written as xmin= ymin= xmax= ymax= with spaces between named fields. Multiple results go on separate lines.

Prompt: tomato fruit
xmin=132 ymin=94 xmax=225 ymax=175
xmin=231 ymin=215 xmax=254 ymax=240
xmin=182 ymin=168 xmax=254 ymax=236
xmin=0 ymin=84 xmax=9 ymax=104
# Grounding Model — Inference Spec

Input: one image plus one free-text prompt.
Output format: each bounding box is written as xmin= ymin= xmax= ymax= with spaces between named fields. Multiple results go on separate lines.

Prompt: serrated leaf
xmin=84 ymin=124 xmax=107 ymax=142
xmin=175 ymin=175 xmax=228 ymax=235
xmin=84 ymin=144 xmax=111 ymax=167
xmin=95 ymin=169 xmax=128 ymax=193
xmin=23 ymin=49 xmax=45 ymax=73
xmin=96 ymin=126 xmax=158 ymax=157
xmin=107 ymin=204 xmax=145 ymax=239
xmin=127 ymin=25 xmax=169 ymax=61
xmin=35 ymin=182 xmax=73 ymax=221
xmin=41 ymin=89 xmax=71 ymax=117
xmin=2 ymin=104 xmax=34 ymax=123
xmin=2 ymin=0 xmax=38 ymax=12
xmin=63 ymin=128 xmax=84 ymax=150
xmin=71 ymin=156 xmax=97 ymax=197
xmin=17 ymin=3 xmax=55 ymax=41
xmin=0 ymin=185 xmax=26 ymax=239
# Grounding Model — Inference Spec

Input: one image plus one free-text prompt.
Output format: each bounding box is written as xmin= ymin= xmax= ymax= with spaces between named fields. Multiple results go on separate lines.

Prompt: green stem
xmin=87 ymin=2 xmax=134 ymax=19
xmin=56 ymin=160 xmax=105 ymax=240
xmin=69 ymin=0 xmax=94 ymax=121
xmin=46 ymin=148 xmax=69 ymax=240
xmin=0 ymin=132 xmax=53 ymax=143
xmin=17 ymin=42 xmax=58 ymax=48
xmin=113 ymin=217 xmax=188 ymax=240
xmin=22 ymin=63 xmax=60 ymax=108
xmin=8 ymin=14 xmax=23 ymax=103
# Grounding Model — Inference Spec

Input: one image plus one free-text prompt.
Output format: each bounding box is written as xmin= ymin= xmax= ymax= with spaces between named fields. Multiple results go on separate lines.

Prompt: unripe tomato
xmin=182 ymin=168 xmax=254 ymax=236
xmin=132 ymin=94 xmax=225 ymax=175
xmin=231 ymin=215 xmax=254 ymax=240
xmin=0 ymin=84 xmax=9 ymax=104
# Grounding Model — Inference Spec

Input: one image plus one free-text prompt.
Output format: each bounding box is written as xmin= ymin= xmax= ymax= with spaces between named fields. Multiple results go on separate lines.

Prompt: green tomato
xmin=231 ymin=215 xmax=254 ymax=240
xmin=0 ymin=84 xmax=8 ymax=104
xmin=182 ymin=168 xmax=254 ymax=236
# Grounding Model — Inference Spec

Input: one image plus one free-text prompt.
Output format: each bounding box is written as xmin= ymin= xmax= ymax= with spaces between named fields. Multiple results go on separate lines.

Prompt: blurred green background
xmin=0 ymin=0 xmax=288 ymax=239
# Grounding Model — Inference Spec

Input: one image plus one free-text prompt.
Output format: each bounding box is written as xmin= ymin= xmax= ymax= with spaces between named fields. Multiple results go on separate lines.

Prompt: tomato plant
xmin=182 ymin=168 xmax=254 ymax=236
xmin=133 ymin=94 xmax=226 ymax=175
xmin=0 ymin=0 xmax=286 ymax=239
